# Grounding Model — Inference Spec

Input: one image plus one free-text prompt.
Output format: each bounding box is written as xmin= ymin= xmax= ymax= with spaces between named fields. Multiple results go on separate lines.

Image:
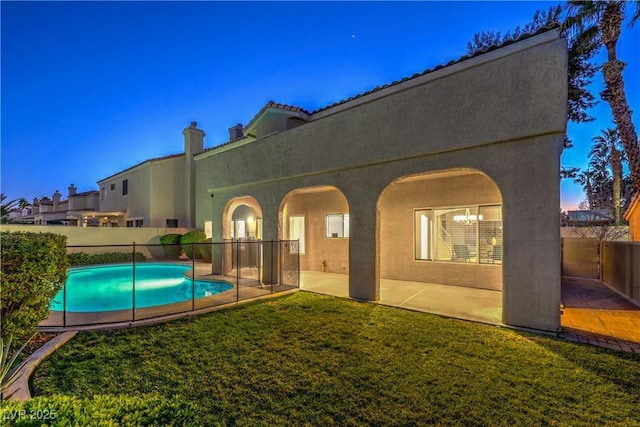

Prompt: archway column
xmin=261 ymin=199 xmax=280 ymax=285
xmin=341 ymin=182 xmax=380 ymax=301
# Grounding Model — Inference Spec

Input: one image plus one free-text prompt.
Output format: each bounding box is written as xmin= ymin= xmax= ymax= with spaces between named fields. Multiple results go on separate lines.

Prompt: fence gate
xmin=280 ymin=240 xmax=300 ymax=287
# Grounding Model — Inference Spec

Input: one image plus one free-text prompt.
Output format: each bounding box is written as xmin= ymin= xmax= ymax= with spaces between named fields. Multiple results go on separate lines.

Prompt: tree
xmin=589 ymin=127 xmax=625 ymax=222
xmin=0 ymin=194 xmax=18 ymax=224
xmin=573 ymin=168 xmax=596 ymax=208
xmin=565 ymin=0 xmax=640 ymax=194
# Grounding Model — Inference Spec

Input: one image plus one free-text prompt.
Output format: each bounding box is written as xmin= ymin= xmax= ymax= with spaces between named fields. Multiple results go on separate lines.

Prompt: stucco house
xmin=21 ymin=185 xmax=101 ymax=226
xmin=21 ymin=25 xmax=565 ymax=332
xmin=193 ymin=26 xmax=567 ymax=332
xmin=96 ymin=123 xmax=205 ymax=228
xmin=624 ymin=194 xmax=640 ymax=241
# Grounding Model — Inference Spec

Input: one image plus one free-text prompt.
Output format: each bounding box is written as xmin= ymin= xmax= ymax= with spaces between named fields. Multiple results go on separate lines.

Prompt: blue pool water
xmin=50 ymin=263 xmax=233 ymax=312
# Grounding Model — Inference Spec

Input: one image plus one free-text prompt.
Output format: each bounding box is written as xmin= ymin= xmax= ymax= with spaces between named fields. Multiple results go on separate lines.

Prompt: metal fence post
xmin=297 ymin=238 xmax=300 ymax=288
xmin=271 ymin=240 xmax=275 ymax=288
xmin=236 ymin=240 xmax=240 ymax=302
xmin=192 ymin=242 xmax=196 ymax=311
xmin=63 ymin=278 xmax=67 ymax=328
xmin=132 ymin=242 xmax=136 ymax=322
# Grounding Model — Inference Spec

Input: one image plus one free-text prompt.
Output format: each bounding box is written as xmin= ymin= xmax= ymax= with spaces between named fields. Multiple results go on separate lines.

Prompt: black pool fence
xmin=41 ymin=240 xmax=300 ymax=328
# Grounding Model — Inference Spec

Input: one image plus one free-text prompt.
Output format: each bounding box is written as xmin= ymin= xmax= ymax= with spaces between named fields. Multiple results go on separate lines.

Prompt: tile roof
xmin=201 ymin=23 xmax=561 ymax=154
xmin=310 ymin=23 xmax=561 ymax=114
xmin=98 ymin=153 xmax=185 ymax=183
xmin=71 ymin=190 xmax=99 ymax=197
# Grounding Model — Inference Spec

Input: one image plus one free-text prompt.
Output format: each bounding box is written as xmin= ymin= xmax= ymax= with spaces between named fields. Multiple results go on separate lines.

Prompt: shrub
xmin=180 ymin=231 xmax=206 ymax=260
xmin=0 ymin=232 xmax=68 ymax=340
xmin=67 ymin=252 xmax=146 ymax=266
xmin=0 ymin=394 xmax=200 ymax=426
xmin=160 ymin=234 xmax=183 ymax=260
xmin=198 ymin=238 xmax=213 ymax=263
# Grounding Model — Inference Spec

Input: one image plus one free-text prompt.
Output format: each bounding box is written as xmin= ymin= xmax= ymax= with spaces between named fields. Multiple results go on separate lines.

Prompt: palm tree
xmin=573 ymin=168 xmax=597 ymax=208
xmin=590 ymin=127 xmax=625 ymax=222
xmin=565 ymin=1 xmax=640 ymax=194
xmin=0 ymin=193 xmax=18 ymax=223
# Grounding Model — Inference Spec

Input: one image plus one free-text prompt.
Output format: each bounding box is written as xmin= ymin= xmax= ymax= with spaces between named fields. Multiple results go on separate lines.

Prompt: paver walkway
xmin=560 ymin=277 xmax=640 ymax=353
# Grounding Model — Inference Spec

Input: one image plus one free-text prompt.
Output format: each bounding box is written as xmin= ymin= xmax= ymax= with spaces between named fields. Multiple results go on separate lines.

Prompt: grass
xmin=32 ymin=292 xmax=640 ymax=426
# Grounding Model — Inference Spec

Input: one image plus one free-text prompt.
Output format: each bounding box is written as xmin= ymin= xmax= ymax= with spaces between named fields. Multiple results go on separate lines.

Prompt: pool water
xmin=50 ymin=263 xmax=233 ymax=312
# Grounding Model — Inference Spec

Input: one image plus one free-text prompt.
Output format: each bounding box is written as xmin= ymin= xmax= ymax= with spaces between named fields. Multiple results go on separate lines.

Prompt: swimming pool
xmin=50 ymin=263 xmax=233 ymax=312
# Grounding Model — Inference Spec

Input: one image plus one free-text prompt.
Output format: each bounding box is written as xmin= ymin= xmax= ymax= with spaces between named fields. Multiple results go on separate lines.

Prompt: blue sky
xmin=1 ymin=1 xmax=638 ymax=212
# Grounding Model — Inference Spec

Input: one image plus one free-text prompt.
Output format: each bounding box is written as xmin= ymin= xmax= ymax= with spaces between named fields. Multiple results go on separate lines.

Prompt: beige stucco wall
xmin=69 ymin=193 xmax=99 ymax=211
xmin=195 ymin=30 xmax=566 ymax=331
xmin=379 ymin=171 xmax=502 ymax=290
xmin=0 ymin=225 xmax=191 ymax=259
xmin=281 ymin=188 xmax=349 ymax=274
xmin=150 ymin=158 xmax=188 ymax=228
xmin=98 ymin=156 xmax=188 ymax=228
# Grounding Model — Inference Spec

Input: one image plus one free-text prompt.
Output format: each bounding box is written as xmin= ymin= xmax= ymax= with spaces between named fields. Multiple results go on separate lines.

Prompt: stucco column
xmin=341 ymin=183 xmax=379 ymax=301
xmin=259 ymin=196 xmax=280 ymax=285
xmin=499 ymin=136 xmax=563 ymax=332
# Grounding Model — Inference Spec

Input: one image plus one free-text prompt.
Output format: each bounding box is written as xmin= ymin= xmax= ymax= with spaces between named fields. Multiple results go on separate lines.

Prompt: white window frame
xmin=413 ymin=204 xmax=502 ymax=265
xmin=326 ymin=213 xmax=349 ymax=238
xmin=289 ymin=215 xmax=306 ymax=254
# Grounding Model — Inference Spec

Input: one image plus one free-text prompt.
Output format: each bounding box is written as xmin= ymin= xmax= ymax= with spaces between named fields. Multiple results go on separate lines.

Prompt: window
xmin=101 ymin=187 xmax=106 ymax=201
xmin=110 ymin=183 xmax=115 ymax=191
xmin=414 ymin=209 xmax=433 ymax=260
xmin=126 ymin=218 xmax=144 ymax=228
xmin=434 ymin=207 xmax=479 ymax=262
xmin=289 ymin=215 xmax=305 ymax=254
xmin=478 ymin=205 xmax=503 ymax=264
xmin=166 ymin=219 xmax=178 ymax=228
xmin=326 ymin=213 xmax=349 ymax=238
xmin=414 ymin=205 xmax=502 ymax=264
xmin=122 ymin=179 xmax=128 ymax=195
xmin=231 ymin=219 xmax=246 ymax=239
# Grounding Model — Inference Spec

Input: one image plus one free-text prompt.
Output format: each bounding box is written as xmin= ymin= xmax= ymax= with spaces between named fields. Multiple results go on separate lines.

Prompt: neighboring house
xmin=566 ymin=209 xmax=615 ymax=227
xmin=29 ymin=185 xmax=101 ymax=225
xmin=96 ymin=122 xmax=204 ymax=229
xmin=624 ymin=194 xmax=640 ymax=241
xmin=193 ymin=26 xmax=567 ymax=332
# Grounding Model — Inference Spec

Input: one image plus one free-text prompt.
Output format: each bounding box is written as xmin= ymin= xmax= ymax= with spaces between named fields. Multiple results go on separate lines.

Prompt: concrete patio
xmin=300 ymin=271 xmax=503 ymax=325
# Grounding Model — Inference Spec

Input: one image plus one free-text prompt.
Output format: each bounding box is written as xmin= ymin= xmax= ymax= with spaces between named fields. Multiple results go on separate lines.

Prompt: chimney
xmin=68 ymin=183 xmax=77 ymax=197
xmin=183 ymin=121 xmax=206 ymax=228
xmin=228 ymin=124 xmax=243 ymax=141
xmin=183 ymin=121 xmax=205 ymax=156
xmin=53 ymin=190 xmax=61 ymax=211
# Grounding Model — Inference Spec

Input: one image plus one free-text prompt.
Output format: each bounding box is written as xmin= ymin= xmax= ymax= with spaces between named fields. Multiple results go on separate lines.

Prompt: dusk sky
xmin=2 ymin=1 xmax=638 ymax=212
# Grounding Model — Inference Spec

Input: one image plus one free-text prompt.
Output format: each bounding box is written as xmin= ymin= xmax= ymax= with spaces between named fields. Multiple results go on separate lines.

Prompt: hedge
xmin=0 ymin=232 xmax=68 ymax=340
xmin=180 ymin=231 xmax=206 ymax=260
xmin=0 ymin=394 xmax=200 ymax=426
xmin=68 ymin=252 xmax=147 ymax=266
xmin=198 ymin=238 xmax=213 ymax=263
xmin=160 ymin=234 xmax=183 ymax=259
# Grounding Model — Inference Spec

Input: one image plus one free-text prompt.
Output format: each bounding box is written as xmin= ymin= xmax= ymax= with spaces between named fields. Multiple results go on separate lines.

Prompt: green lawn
xmin=32 ymin=292 xmax=640 ymax=426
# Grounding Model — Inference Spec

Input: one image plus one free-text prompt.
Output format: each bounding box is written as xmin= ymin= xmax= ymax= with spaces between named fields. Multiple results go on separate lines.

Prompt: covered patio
xmin=300 ymin=271 xmax=501 ymax=325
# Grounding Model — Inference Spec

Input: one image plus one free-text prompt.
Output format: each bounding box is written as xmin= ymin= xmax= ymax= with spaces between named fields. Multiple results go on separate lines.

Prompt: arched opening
xmin=279 ymin=186 xmax=350 ymax=294
xmin=377 ymin=168 xmax=503 ymax=323
xmin=221 ymin=196 xmax=263 ymax=279
xmin=222 ymin=196 xmax=263 ymax=240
